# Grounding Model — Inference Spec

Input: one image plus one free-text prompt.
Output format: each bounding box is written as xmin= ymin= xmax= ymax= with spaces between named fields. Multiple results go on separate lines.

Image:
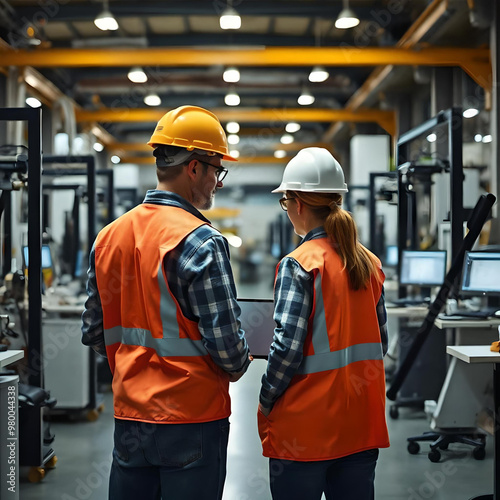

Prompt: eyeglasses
xmin=197 ymin=160 xmax=228 ymax=182
xmin=279 ymin=197 xmax=295 ymax=211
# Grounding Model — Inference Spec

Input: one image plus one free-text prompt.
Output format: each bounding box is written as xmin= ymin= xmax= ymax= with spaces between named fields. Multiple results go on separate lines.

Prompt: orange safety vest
xmin=94 ymin=204 xmax=231 ymax=424
xmin=258 ymin=237 xmax=390 ymax=461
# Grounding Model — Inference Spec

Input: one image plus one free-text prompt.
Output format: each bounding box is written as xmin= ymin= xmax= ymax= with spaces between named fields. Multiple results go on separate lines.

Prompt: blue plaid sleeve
xmin=259 ymin=257 xmax=313 ymax=410
xmin=378 ymin=286 xmax=388 ymax=356
xmin=170 ymin=227 xmax=250 ymax=373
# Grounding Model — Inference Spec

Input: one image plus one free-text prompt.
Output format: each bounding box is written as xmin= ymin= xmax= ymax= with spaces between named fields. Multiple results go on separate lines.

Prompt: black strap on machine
xmin=386 ymin=193 xmax=497 ymax=401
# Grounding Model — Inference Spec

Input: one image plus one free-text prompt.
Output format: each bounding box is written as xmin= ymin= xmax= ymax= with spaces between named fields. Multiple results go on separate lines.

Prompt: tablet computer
xmin=237 ymin=298 xmax=275 ymax=359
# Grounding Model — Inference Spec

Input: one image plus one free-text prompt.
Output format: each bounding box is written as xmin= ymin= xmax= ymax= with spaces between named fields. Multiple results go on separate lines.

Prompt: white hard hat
xmin=272 ymin=147 xmax=348 ymax=194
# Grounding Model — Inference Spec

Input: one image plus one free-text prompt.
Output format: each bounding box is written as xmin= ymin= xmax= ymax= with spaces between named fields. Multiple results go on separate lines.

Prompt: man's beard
xmin=193 ymin=188 xmax=216 ymax=210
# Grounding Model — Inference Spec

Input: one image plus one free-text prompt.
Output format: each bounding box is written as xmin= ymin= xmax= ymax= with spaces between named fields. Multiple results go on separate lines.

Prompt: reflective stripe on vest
xmin=105 ymin=260 xmax=208 ymax=357
xmin=298 ymin=273 xmax=383 ymax=375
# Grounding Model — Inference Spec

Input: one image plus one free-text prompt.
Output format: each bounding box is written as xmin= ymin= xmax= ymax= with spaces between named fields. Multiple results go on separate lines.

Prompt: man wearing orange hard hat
xmin=82 ymin=105 xmax=251 ymax=500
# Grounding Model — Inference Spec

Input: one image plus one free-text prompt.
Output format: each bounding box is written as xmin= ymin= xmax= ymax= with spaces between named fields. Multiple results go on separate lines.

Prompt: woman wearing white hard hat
xmin=258 ymin=147 xmax=390 ymax=500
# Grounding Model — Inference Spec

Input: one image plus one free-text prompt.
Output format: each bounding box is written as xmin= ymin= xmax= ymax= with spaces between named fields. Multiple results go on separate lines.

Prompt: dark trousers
xmin=269 ymin=449 xmax=379 ymax=500
xmin=109 ymin=417 xmax=230 ymax=500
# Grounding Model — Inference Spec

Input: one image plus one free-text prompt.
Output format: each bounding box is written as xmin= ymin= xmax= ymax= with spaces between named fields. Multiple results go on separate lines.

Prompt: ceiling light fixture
xmin=474 ymin=134 xmax=483 ymax=143
xmin=144 ymin=93 xmax=161 ymax=106
xmin=225 ymin=89 xmax=240 ymax=106
xmin=229 ymin=149 xmax=240 ymax=159
xmin=309 ymin=66 xmax=329 ymax=83
xmin=93 ymin=142 xmax=104 ymax=152
xmin=228 ymin=134 xmax=240 ymax=145
xmin=223 ymin=67 xmax=240 ymax=83
xmin=274 ymin=150 xmax=287 ymax=159
xmin=26 ymin=97 xmax=42 ymax=108
xmin=298 ymin=88 xmax=315 ymax=106
xmin=335 ymin=0 xmax=360 ymax=29
xmin=280 ymin=134 xmax=294 ymax=145
xmin=128 ymin=67 xmax=148 ymax=83
xmin=94 ymin=0 xmax=119 ymax=31
xmin=111 ymin=155 xmax=121 ymax=164
xmin=220 ymin=1 xmax=241 ymax=30
xmin=426 ymin=133 xmax=437 ymax=143
xmin=482 ymin=134 xmax=492 ymax=143
xmin=285 ymin=122 xmax=301 ymax=133
xmin=226 ymin=122 xmax=240 ymax=134
xmin=463 ymin=107 xmax=479 ymax=118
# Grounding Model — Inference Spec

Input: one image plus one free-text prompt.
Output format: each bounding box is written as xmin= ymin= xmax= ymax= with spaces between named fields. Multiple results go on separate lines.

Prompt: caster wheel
xmin=428 ymin=449 xmax=441 ymax=463
xmin=407 ymin=441 xmax=420 ymax=455
xmin=28 ymin=466 xmax=45 ymax=483
xmin=473 ymin=446 xmax=486 ymax=460
xmin=389 ymin=406 xmax=399 ymax=419
xmin=86 ymin=409 xmax=100 ymax=422
xmin=46 ymin=455 xmax=58 ymax=469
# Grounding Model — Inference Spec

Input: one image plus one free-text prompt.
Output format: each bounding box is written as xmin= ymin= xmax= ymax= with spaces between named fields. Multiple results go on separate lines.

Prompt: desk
xmin=0 ymin=350 xmax=24 ymax=369
xmin=386 ymin=305 xmax=428 ymax=318
xmin=0 ymin=350 xmax=24 ymax=500
xmin=447 ymin=345 xmax=500 ymax=500
xmin=432 ymin=319 xmax=500 ymax=430
xmin=386 ymin=306 xmax=445 ymax=419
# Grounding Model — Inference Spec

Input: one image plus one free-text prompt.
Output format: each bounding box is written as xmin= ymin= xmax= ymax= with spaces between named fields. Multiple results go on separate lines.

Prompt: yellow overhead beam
xmin=0 ymin=46 xmax=489 ymax=74
xmin=0 ymin=46 xmax=490 ymax=90
xmin=77 ymin=107 xmax=397 ymax=136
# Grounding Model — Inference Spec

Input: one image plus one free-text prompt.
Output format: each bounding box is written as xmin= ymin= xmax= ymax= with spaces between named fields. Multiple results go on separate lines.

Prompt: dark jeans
xmin=109 ymin=417 xmax=230 ymax=500
xmin=269 ymin=449 xmax=379 ymax=500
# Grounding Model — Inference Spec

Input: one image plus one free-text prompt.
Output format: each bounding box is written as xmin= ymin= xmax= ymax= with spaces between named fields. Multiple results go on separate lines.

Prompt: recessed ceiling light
xmin=285 ymin=122 xmax=301 ymax=133
xmin=26 ymin=97 xmax=42 ymax=108
xmin=220 ymin=5 xmax=241 ymax=30
xmin=223 ymin=67 xmax=240 ymax=83
xmin=226 ymin=122 xmax=240 ymax=134
xmin=225 ymin=90 xmax=240 ymax=106
xmin=274 ymin=150 xmax=287 ymax=159
xmin=298 ymin=88 xmax=315 ymax=106
xmin=280 ymin=134 xmax=294 ymax=144
xmin=128 ymin=67 xmax=147 ymax=83
xmin=144 ymin=93 xmax=161 ymax=106
xmin=335 ymin=0 xmax=360 ymax=29
xmin=94 ymin=0 xmax=119 ymax=31
xmin=463 ymin=108 xmax=479 ymax=118
xmin=309 ymin=66 xmax=330 ymax=83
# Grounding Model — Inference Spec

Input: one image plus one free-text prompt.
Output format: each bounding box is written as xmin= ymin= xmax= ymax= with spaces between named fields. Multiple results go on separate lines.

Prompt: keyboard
xmin=390 ymin=298 xmax=430 ymax=307
xmin=440 ymin=307 xmax=499 ymax=320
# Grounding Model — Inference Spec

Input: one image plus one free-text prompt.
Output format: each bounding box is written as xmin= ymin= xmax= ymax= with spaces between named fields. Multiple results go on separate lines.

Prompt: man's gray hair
xmin=153 ymin=145 xmax=215 ymax=168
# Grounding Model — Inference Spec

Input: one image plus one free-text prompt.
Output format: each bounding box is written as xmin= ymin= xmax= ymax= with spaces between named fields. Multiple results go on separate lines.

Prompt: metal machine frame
xmin=396 ymin=107 xmax=464 ymax=296
xmin=0 ymin=107 xmax=55 ymax=470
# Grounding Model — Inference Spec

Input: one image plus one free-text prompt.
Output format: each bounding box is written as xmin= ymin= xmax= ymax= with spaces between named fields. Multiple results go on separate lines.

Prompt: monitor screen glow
xmin=23 ymin=245 xmax=53 ymax=269
xmin=400 ymin=250 xmax=447 ymax=287
xmin=460 ymin=252 xmax=500 ymax=295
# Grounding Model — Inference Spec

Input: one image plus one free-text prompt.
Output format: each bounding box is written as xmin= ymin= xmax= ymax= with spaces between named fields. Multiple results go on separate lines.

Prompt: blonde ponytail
xmin=291 ymin=191 xmax=382 ymax=291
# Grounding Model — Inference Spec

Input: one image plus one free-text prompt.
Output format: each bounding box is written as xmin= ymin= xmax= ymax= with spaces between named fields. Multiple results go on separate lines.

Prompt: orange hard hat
xmin=147 ymin=105 xmax=237 ymax=161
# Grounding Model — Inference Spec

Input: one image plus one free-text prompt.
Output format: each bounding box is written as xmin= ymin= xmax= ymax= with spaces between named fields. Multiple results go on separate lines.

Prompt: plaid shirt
xmin=82 ymin=190 xmax=250 ymax=374
xmin=259 ymin=227 xmax=388 ymax=410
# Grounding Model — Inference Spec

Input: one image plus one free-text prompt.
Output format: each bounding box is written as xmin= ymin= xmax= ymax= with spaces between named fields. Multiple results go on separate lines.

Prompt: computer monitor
xmin=23 ymin=245 xmax=53 ymax=269
xmin=399 ymin=250 xmax=447 ymax=287
xmin=460 ymin=251 xmax=500 ymax=296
